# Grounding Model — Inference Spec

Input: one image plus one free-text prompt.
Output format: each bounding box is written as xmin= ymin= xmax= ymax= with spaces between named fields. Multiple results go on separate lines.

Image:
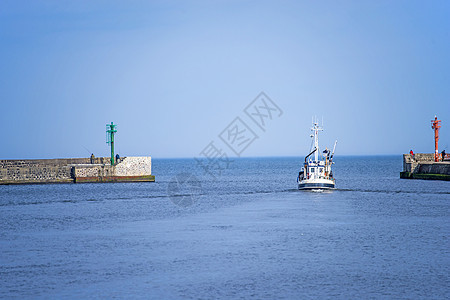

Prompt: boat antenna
xmin=330 ymin=140 xmax=338 ymax=162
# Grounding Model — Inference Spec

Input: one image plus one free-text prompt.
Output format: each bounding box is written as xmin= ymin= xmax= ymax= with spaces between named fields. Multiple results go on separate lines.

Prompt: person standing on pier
xmin=442 ymin=149 xmax=446 ymax=162
xmin=410 ymin=150 xmax=415 ymax=160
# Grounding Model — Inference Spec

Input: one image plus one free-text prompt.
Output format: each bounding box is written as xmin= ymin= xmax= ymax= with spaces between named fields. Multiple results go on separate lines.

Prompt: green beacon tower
xmin=106 ymin=122 xmax=117 ymax=165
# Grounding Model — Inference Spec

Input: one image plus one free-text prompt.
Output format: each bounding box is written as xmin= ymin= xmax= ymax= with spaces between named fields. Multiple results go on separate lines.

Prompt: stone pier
xmin=0 ymin=157 xmax=155 ymax=185
xmin=400 ymin=153 xmax=450 ymax=181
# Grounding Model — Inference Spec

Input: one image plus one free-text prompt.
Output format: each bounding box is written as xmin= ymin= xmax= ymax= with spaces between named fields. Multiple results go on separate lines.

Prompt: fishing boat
xmin=297 ymin=119 xmax=337 ymax=190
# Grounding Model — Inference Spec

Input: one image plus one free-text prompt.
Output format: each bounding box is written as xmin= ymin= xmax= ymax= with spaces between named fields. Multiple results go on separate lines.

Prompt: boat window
xmin=310 ymin=168 xmax=314 ymax=172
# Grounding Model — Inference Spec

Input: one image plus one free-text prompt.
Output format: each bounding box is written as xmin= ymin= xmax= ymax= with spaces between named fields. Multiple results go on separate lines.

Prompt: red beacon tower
xmin=431 ymin=116 xmax=441 ymax=162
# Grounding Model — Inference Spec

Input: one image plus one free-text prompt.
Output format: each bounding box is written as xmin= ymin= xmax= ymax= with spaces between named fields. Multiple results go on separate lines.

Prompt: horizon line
xmin=0 ymin=153 xmax=412 ymax=160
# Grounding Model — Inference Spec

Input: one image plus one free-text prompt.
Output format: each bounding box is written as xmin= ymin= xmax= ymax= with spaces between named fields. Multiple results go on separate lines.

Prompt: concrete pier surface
xmin=400 ymin=153 xmax=450 ymax=181
xmin=0 ymin=156 xmax=155 ymax=185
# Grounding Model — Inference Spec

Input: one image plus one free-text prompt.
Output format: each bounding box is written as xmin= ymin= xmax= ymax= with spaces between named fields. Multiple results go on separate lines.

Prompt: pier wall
xmin=0 ymin=157 xmax=154 ymax=184
xmin=0 ymin=164 xmax=73 ymax=184
xmin=401 ymin=153 xmax=450 ymax=181
xmin=115 ymin=157 xmax=152 ymax=176
xmin=73 ymin=157 xmax=153 ymax=183
xmin=417 ymin=162 xmax=450 ymax=174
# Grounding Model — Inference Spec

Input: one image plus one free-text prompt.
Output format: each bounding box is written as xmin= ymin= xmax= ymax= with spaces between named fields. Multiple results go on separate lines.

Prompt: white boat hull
xmin=298 ymin=178 xmax=335 ymax=190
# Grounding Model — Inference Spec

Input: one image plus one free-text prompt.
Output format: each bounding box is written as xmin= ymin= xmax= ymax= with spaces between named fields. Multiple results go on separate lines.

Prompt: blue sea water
xmin=0 ymin=156 xmax=449 ymax=299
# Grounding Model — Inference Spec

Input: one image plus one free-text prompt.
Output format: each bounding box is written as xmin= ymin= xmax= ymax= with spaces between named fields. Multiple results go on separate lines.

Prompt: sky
xmin=0 ymin=0 xmax=449 ymax=159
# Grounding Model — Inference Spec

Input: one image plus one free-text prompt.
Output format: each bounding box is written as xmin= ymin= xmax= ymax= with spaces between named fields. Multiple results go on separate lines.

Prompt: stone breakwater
xmin=400 ymin=153 xmax=450 ymax=181
xmin=0 ymin=157 xmax=155 ymax=185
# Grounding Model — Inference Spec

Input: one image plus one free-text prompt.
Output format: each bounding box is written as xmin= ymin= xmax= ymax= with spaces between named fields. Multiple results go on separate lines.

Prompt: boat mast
xmin=311 ymin=118 xmax=323 ymax=162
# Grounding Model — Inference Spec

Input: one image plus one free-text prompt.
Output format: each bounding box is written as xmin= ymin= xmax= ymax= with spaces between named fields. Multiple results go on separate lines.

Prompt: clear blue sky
xmin=1 ymin=0 xmax=449 ymax=159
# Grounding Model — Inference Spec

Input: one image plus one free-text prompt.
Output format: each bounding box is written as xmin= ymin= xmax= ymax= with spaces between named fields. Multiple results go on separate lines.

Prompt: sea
xmin=0 ymin=156 xmax=449 ymax=299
